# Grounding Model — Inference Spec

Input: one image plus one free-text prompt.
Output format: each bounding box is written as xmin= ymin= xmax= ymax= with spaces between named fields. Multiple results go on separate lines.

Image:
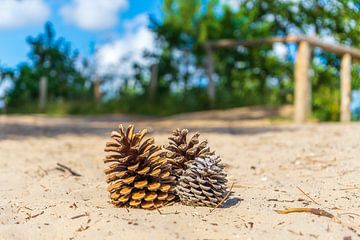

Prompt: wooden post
xmin=205 ymin=46 xmax=215 ymax=107
xmin=340 ymin=53 xmax=352 ymax=122
xmin=149 ymin=64 xmax=158 ymax=101
xmin=294 ymin=41 xmax=311 ymax=123
xmin=39 ymin=76 xmax=47 ymax=112
xmin=94 ymin=75 xmax=101 ymax=104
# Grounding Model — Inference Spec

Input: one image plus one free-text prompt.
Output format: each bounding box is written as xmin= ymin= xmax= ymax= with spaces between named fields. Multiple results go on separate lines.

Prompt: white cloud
xmin=60 ymin=0 xmax=128 ymax=30
xmin=0 ymin=0 xmax=50 ymax=29
xmin=96 ymin=14 xmax=155 ymax=77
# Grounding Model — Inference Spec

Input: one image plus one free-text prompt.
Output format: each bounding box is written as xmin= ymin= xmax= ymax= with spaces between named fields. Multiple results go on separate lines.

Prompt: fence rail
xmin=205 ymin=34 xmax=360 ymax=123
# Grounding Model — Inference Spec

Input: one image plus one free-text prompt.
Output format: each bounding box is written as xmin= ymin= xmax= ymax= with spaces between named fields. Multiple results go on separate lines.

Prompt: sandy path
xmin=0 ymin=112 xmax=359 ymax=239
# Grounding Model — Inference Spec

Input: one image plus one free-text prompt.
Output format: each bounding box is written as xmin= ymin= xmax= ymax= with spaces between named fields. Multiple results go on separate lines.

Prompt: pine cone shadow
xmin=220 ymin=196 xmax=243 ymax=208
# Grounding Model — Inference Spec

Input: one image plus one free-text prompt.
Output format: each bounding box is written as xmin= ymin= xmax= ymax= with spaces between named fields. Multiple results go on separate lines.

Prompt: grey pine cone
xmin=176 ymin=155 xmax=228 ymax=207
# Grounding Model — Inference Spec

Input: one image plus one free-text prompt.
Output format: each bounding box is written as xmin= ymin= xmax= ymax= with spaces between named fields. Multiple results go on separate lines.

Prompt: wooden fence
xmin=205 ymin=34 xmax=360 ymax=123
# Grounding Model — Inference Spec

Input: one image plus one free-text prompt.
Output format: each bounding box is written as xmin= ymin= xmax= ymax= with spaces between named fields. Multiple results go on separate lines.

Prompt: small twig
xmin=71 ymin=212 xmax=89 ymax=219
xmin=268 ymin=198 xmax=295 ymax=203
xmin=275 ymin=208 xmax=334 ymax=218
xmin=275 ymin=207 xmax=360 ymax=237
xmin=17 ymin=206 xmax=33 ymax=213
xmin=338 ymin=187 xmax=360 ymax=191
xmin=56 ymin=163 xmax=82 ymax=177
xmin=76 ymin=225 xmax=90 ymax=232
xmin=296 ymin=186 xmax=320 ymax=205
xmin=210 ymin=182 xmax=234 ymax=213
xmin=26 ymin=211 xmax=44 ymax=220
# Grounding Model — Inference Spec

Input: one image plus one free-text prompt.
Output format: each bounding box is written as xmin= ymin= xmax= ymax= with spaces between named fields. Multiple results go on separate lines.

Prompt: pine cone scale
xmin=144 ymin=192 xmax=157 ymax=201
xmin=132 ymin=190 xmax=146 ymax=200
xmin=136 ymin=166 xmax=150 ymax=175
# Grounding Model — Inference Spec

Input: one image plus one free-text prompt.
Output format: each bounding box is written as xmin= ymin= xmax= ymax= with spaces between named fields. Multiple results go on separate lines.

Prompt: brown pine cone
xmin=163 ymin=128 xmax=215 ymax=178
xmin=104 ymin=124 xmax=177 ymax=209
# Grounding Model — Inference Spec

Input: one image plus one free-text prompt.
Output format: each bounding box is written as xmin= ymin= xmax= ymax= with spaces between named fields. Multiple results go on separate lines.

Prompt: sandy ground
xmin=0 ymin=107 xmax=359 ymax=240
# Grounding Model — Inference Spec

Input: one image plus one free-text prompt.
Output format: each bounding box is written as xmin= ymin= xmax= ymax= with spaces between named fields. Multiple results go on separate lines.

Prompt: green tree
xmin=5 ymin=22 xmax=92 ymax=112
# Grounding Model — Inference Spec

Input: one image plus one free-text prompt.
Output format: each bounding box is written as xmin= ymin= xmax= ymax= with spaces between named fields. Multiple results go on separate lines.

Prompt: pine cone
xmin=176 ymin=155 xmax=228 ymax=207
xmin=163 ymin=129 xmax=215 ymax=177
xmin=104 ymin=124 xmax=177 ymax=209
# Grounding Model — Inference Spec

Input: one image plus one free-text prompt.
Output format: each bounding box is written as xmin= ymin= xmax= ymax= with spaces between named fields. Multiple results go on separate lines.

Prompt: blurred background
xmin=0 ymin=0 xmax=359 ymax=121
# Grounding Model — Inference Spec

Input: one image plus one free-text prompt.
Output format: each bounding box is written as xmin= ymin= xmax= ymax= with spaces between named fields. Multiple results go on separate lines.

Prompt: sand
xmin=0 ymin=108 xmax=359 ymax=239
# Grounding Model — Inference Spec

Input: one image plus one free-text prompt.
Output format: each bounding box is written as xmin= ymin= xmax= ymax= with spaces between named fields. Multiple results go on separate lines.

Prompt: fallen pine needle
xmin=210 ymin=182 xmax=234 ymax=213
xmin=338 ymin=187 xmax=360 ymax=191
xmin=296 ymin=186 xmax=320 ymax=205
xmin=275 ymin=207 xmax=360 ymax=237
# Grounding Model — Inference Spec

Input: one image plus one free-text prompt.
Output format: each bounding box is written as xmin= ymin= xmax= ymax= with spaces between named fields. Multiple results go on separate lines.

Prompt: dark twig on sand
xmin=26 ymin=211 xmax=44 ymax=220
xmin=71 ymin=212 xmax=89 ymax=219
xmin=56 ymin=163 xmax=82 ymax=177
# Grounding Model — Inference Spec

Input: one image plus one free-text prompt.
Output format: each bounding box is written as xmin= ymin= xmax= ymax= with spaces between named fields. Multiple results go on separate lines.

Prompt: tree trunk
xmin=94 ymin=75 xmax=101 ymax=104
xmin=39 ymin=76 xmax=47 ymax=112
xmin=149 ymin=64 xmax=158 ymax=102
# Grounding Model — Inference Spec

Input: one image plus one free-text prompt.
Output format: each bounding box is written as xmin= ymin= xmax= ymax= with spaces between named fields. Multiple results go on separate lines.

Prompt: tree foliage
xmin=3 ymin=22 xmax=93 ymax=112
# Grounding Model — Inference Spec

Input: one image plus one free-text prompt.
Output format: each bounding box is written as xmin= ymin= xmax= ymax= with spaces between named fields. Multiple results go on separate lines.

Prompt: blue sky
xmin=0 ymin=0 xmax=162 ymax=68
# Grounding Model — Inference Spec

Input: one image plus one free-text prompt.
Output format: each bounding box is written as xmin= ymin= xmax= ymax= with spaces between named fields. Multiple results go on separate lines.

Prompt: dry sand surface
xmin=0 ymin=107 xmax=359 ymax=239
